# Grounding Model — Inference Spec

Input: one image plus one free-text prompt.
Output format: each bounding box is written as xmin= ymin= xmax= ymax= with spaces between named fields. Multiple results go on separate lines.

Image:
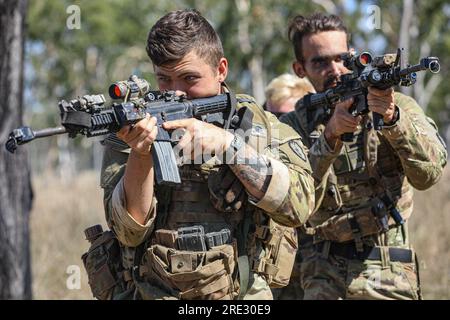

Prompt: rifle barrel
xmin=34 ymin=126 xmax=67 ymax=138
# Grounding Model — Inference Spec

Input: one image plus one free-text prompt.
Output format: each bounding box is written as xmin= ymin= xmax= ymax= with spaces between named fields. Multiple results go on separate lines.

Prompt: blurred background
xmin=0 ymin=0 xmax=448 ymax=299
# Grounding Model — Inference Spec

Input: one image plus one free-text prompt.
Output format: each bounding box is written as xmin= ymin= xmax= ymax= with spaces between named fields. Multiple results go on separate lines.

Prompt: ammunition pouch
xmin=312 ymin=205 xmax=385 ymax=243
xmin=253 ymin=219 xmax=298 ymax=288
xmin=81 ymin=230 xmax=124 ymax=300
xmin=139 ymin=242 xmax=240 ymax=300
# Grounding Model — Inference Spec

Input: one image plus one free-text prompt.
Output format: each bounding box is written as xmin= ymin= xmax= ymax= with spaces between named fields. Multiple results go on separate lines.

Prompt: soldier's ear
xmin=217 ymin=57 xmax=228 ymax=83
xmin=293 ymin=61 xmax=306 ymax=78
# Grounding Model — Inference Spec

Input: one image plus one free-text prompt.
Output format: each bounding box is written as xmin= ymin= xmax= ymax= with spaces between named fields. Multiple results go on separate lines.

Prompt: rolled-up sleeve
xmin=109 ymin=176 xmax=156 ymax=247
xmin=248 ymin=118 xmax=315 ymax=227
xmin=251 ymin=157 xmax=290 ymax=213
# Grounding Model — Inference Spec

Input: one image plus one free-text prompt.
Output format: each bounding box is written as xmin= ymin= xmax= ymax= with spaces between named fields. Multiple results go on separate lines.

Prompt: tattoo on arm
xmin=228 ymin=145 xmax=271 ymax=200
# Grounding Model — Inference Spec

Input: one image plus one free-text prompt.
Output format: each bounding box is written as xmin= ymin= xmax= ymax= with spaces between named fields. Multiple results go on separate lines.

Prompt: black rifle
xmin=5 ymin=75 xmax=251 ymax=185
xmin=301 ymin=48 xmax=440 ymax=142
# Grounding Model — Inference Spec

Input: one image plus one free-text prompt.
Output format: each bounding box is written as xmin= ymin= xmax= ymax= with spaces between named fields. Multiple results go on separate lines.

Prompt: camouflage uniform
xmin=99 ymin=93 xmax=315 ymax=300
xmin=280 ymin=92 xmax=447 ymax=300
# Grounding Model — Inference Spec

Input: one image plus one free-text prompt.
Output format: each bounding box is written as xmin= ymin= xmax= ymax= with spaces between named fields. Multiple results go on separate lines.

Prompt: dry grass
xmin=409 ymin=166 xmax=450 ymax=299
xmin=30 ymin=171 xmax=104 ymax=300
xmin=30 ymin=168 xmax=450 ymax=300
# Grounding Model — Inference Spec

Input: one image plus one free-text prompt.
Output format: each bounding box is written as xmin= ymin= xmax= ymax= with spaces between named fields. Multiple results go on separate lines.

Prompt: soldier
xmin=280 ymin=13 xmax=447 ymax=300
xmin=264 ymin=74 xmax=314 ymax=119
xmin=96 ymin=9 xmax=315 ymax=300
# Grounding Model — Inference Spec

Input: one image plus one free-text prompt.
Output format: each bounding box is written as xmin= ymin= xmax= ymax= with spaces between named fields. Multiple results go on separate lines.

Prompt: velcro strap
xmin=263 ymin=263 xmax=279 ymax=277
xmin=251 ymin=259 xmax=278 ymax=277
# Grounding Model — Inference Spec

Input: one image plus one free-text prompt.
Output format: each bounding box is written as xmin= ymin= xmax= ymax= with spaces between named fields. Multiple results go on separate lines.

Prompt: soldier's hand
xmin=117 ymin=114 xmax=158 ymax=156
xmin=162 ymin=118 xmax=234 ymax=163
xmin=324 ymin=98 xmax=361 ymax=146
xmin=367 ymin=87 xmax=396 ymax=123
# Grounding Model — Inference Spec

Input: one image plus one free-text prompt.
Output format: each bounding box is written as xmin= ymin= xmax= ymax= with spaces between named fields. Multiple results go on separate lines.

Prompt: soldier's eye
xmin=157 ymin=76 xmax=171 ymax=83
xmin=185 ymin=75 xmax=199 ymax=82
xmin=313 ymin=60 xmax=328 ymax=68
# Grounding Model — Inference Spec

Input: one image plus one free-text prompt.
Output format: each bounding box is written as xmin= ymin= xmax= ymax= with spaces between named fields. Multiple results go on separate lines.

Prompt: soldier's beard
xmin=323 ymin=75 xmax=340 ymax=90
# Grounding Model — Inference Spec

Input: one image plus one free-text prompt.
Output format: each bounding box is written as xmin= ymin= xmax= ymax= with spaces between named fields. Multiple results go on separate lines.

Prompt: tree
xmin=0 ymin=0 xmax=33 ymax=299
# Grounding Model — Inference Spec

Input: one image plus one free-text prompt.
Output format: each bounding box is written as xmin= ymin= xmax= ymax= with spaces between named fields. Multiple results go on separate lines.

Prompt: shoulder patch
xmin=251 ymin=124 xmax=267 ymax=137
xmin=289 ymin=140 xmax=307 ymax=162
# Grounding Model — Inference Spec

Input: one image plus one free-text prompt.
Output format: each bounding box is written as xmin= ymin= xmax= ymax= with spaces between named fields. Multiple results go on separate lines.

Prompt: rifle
xmin=5 ymin=75 xmax=250 ymax=185
xmin=300 ymin=48 xmax=440 ymax=142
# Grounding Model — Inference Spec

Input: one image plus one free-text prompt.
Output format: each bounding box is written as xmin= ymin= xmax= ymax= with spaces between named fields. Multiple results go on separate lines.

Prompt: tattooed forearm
xmin=228 ymin=144 xmax=272 ymax=201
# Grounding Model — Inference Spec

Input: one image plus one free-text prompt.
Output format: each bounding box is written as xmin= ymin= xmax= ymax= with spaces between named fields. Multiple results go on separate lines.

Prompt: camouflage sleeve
xmin=251 ymin=113 xmax=315 ymax=227
xmin=281 ymin=110 xmax=344 ymax=215
xmin=308 ymin=133 xmax=343 ymax=183
xmin=100 ymin=142 xmax=156 ymax=247
xmin=381 ymin=92 xmax=447 ymax=190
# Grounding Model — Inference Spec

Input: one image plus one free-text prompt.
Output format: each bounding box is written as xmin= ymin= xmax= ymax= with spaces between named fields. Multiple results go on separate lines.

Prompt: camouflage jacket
xmin=100 ymin=93 xmax=314 ymax=251
xmin=280 ymin=92 xmax=447 ymax=245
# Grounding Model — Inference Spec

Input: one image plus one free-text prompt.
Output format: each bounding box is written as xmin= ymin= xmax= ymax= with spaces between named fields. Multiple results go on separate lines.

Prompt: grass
xmin=30 ymin=168 xmax=450 ymax=299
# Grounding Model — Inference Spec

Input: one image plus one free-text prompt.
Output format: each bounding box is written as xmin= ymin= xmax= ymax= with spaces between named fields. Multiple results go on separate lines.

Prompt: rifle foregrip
xmin=152 ymin=140 xmax=181 ymax=186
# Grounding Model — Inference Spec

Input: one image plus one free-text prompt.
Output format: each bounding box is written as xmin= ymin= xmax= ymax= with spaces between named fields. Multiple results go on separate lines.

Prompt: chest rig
xmin=300 ymin=101 xmax=411 ymax=249
xmin=156 ymin=162 xmax=245 ymax=235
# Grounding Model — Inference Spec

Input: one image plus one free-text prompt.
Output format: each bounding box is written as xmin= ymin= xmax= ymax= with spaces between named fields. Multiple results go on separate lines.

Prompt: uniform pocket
xmin=82 ymin=231 xmax=123 ymax=300
xmin=347 ymin=252 xmax=420 ymax=300
xmin=140 ymin=242 xmax=240 ymax=300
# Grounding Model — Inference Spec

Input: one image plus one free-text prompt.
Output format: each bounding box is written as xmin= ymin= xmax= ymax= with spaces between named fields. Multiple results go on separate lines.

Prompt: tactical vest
xmin=295 ymin=96 xmax=412 ymax=246
xmin=82 ymin=92 xmax=298 ymax=300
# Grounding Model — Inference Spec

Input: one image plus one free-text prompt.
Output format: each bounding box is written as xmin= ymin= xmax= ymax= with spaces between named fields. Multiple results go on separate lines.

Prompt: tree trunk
xmin=235 ymin=0 xmax=266 ymax=105
xmin=398 ymin=0 xmax=414 ymax=97
xmin=0 ymin=0 xmax=32 ymax=299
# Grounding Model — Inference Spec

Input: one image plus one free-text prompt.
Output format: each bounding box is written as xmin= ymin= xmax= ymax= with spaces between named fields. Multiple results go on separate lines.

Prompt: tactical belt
xmin=317 ymin=242 xmax=413 ymax=263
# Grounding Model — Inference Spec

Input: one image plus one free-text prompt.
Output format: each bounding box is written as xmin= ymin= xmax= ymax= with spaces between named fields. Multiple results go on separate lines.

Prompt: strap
xmin=154 ymin=185 xmax=173 ymax=230
xmin=223 ymin=83 xmax=238 ymax=131
xmin=380 ymin=246 xmax=391 ymax=269
xmin=414 ymin=251 xmax=423 ymax=300
xmin=236 ymin=213 xmax=252 ymax=300
xmin=303 ymin=94 xmax=316 ymax=134
xmin=348 ymin=213 xmax=364 ymax=252
xmin=363 ymin=114 xmax=391 ymax=237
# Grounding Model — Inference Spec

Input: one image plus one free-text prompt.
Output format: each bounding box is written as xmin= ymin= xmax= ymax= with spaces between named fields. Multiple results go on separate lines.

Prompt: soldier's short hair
xmin=146 ymin=9 xmax=224 ymax=68
xmin=288 ymin=13 xmax=348 ymax=63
